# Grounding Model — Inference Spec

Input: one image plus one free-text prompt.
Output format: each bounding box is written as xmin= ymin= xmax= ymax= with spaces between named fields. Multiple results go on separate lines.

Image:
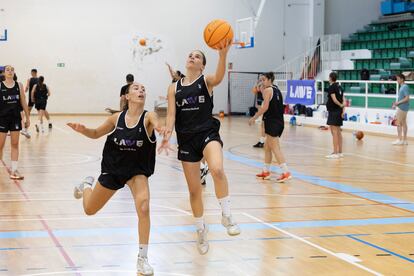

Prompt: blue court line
xmin=3 ymin=216 xmax=414 ymax=239
xmin=223 ymin=151 xmax=414 ymax=212
xmin=348 ymin=235 xmax=414 ymax=264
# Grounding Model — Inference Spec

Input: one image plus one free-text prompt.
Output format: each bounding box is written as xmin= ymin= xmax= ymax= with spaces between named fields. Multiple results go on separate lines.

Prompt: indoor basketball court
xmin=1 ymin=0 xmax=414 ymax=275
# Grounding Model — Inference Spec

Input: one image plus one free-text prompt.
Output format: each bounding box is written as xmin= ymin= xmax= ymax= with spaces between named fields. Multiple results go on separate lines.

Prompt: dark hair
xmin=263 ymin=72 xmax=275 ymax=82
xmin=194 ymin=50 xmax=207 ymax=66
xmin=329 ymin=72 xmax=337 ymax=82
xmin=126 ymin=74 xmax=134 ymax=82
xmin=38 ymin=76 xmax=45 ymax=89
xmin=13 ymin=73 xmax=17 ymax=81
xmin=31 ymin=69 xmax=37 ymax=73
xmin=396 ymin=73 xmax=405 ymax=81
xmin=123 ymin=83 xmax=132 ymax=111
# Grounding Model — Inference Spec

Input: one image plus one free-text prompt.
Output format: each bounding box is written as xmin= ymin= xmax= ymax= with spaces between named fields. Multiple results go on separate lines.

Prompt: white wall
xmin=0 ymin=0 xmax=309 ymax=114
xmin=325 ymin=0 xmax=382 ymax=38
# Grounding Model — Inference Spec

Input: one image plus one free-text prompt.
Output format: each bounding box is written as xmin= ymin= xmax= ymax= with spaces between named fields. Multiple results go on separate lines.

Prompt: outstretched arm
xmin=67 ymin=113 xmax=118 ymax=139
xmin=249 ymin=87 xmax=272 ymax=125
xmin=205 ymin=40 xmax=232 ymax=92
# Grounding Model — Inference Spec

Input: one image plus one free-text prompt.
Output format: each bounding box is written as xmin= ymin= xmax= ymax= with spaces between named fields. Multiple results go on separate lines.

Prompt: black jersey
xmin=0 ymin=81 xmax=21 ymax=117
xmin=175 ymin=75 xmax=215 ymax=134
xmin=263 ymin=86 xmax=284 ymax=125
xmin=101 ymin=110 xmax=156 ymax=177
xmin=29 ymin=77 xmax=39 ymax=93
xmin=34 ymin=84 xmax=48 ymax=101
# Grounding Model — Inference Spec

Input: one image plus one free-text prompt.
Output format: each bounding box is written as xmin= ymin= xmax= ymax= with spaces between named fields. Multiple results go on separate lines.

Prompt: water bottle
xmin=376 ymin=113 xmax=380 ymax=122
xmin=357 ymin=113 xmax=360 ymax=123
xmin=365 ymin=113 xmax=368 ymax=123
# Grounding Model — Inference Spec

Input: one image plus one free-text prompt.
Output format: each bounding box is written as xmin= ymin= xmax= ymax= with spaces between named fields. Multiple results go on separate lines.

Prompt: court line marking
xmin=348 ymin=235 xmax=414 ymax=264
xmin=242 ymin=212 xmax=383 ymax=276
xmin=0 ymin=153 xmax=100 ymax=168
xmin=224 ymin=151 xmax=414 ymax=213
xmin=110 ymin=200 xmax=192 ymax=215
xmin=21 ymin=270 xmax=193 ymax=276
xmin=282 ymin=140 xmax=414 ymax=169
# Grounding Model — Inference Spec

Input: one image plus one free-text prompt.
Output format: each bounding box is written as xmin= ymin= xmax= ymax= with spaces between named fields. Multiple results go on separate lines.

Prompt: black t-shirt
xmin=0 ymin=81 xmax=21 ymax=117
xmin=326 ymin=82 xmax=343 ymax=112
xmin=35 ymin=84 xmax=48 ymax=101
xmin=29 ymin=77 xmax=39 ymax=93
xmin=263 ymin=86 xmax=284 ymax=125
xmin=175 ymin=75 xmax=215 ymax=134
xmin=101 ymin=110 xmax=156 ymax=177
xmin=120 ymin=84 xmax=129 ymax=97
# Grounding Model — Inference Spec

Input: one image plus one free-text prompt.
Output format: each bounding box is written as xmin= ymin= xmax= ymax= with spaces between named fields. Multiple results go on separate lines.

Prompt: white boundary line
xmin=21 ymin=270 xmax=193 ymax=276
xmin=242 ymin=212 xmax=383 ymax=276
xmin=110 ymin=200 xmax=192 ymax=215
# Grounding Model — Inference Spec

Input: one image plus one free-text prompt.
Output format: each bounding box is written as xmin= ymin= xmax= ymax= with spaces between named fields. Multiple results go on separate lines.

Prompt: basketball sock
xmin=11 ymin=161 xmax=18 ymax=172
xmin=280 ymin=163 xmax=289 ymax=173
xmin=263 ymin=163 xmax=271 ymax=172
xmin=259 ymin=137 xmax=265 ymax=143
xmin=218 ymin=196 xmax=231 ymax=217
xmin=195 ymin=216 xmax=205 ymax=230
xmin=139 ymin=244 xmax=148 ymax=258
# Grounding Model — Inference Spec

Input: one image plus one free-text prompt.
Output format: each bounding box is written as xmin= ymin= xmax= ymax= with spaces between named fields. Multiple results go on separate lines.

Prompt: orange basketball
xmin=203 ymin=19 xmax=234 ymax=49
xmin=356 ymin=131 xmax=364 ymax=140
xmin=139 ymin=38 xmax=146 ymax=46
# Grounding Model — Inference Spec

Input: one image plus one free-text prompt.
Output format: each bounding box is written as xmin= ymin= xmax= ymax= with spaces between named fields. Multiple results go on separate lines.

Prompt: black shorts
xmin=177 ymin=125 xmax=223 ymax=162
xmin=0 ymin=115 xmax=22 ymax=133
xmin=35 ymin=100 xmax=47 ymax=110
xmin=98 ymin=173 xmax=148 ymax=191
xmin=264 ymin=119 xmax=284 ymax=137
xmin=327 ymin=110 xmax=343 ymax=126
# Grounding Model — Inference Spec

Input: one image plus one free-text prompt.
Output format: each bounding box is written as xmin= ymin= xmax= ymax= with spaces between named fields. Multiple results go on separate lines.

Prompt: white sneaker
xmin=325 ymin=153 xmax=339 ymax=159
xmin=221 ymin=215 xmax=241 ymax=236
xmin=338 ymin=153 xmax=344 ymax=158
xmin=20 ymin=129 xmax=31 ymax=139
xmin=10 ymin=170 xmax=24 ymax=180
xmin=403 ymin=140 xmax=408 ymax=145
xmin=196 ymin=224 xmax=209 ymax=255
xmin=136 ymin=256 xmax=154 ymax=275
xmin=73 ymin=176 xmax=94 ymax=199
xmin=392 ymin=140 xmax=404 ymax=145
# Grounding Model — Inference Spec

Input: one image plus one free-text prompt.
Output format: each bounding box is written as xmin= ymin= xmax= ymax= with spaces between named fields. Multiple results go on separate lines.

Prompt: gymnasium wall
xmin=325 ymin=0 xmax=383 ymax=39
xmin=0 ymin=0 xmax=302 ymax=114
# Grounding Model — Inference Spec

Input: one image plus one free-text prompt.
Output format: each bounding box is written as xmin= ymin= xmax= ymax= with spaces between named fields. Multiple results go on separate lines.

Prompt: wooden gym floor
xmin=1 ymin=115 xmax=414 ymax=276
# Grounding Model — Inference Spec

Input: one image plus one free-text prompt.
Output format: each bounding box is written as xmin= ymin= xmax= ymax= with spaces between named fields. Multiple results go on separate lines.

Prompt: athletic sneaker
xmin=338 ymin=153 xmax=344 ymax=158
xmin=253 ymin=142 xmax=264 ymax=148
xmin=48 ymin=123 xmax=52 ymax=129
xmin=392 ymin=140 xmax=404 ymax=145
xmin=325 ymin=153 xmax=340 ymax=159
xmin=256 ymin=171 xmax=271 ymax=180
xmin=136 ymin=256 xmax=154 ymax=275
xmin=20 ymin=129 xmax=31 ymax=139
xmin=196 ymin=224 xmax=209 ymax=255
xmin=403 ymin=140 xmax=408 ymax=145
xmin=10 ymin=170 xmax=24 ymax=180
xmin=35 ymin=124 xmax=39 ymax=133
xmin=276 ymin=172 xmax=292 ymax=183
xmin=73 ymin=176 xmax=94 ymax=199
xmin=200 ymin=165 xmax=209 ymax=186
xmin=221 ymin=215 xmax=241 ymax=236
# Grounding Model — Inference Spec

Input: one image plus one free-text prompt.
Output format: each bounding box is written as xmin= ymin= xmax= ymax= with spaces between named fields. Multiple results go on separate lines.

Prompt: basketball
xmin=139 ymin=38 xmax=146 ymax=46
xmin=356 ymin=131 xmax=364 ymax=140
xmin=203 ymin=19 xmax=234 ymax=49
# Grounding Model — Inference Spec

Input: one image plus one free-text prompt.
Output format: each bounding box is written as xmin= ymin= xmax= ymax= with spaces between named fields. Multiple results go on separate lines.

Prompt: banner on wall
xmin=285 ymin=80 xmax=316 ymax=106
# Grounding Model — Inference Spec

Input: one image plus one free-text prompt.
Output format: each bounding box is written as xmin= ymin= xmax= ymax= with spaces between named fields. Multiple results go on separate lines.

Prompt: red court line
xmin=38 ymin=215 xmax=80 ymax=275
xmin=1 ymin=161 xmax=80 ymax=274
xmin=1 ymin=160 xmax=29 ymax=200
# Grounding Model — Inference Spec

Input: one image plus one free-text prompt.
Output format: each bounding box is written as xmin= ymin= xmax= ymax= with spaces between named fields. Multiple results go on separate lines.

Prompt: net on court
xmin=228 ymin=71 xmax=261 ymax=115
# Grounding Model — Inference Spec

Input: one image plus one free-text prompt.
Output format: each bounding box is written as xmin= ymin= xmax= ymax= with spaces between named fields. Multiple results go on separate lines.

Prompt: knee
xmin=210 ymin=166 xmax=225 ymax=180
xmin=10 ymin=141 xmax=19 ymax=149
xmin=189 ymin=187 xmax=202 ymax=200
xmin=137 ymin=198 xmax=150 ymax=217
xmin=84 ymin=206 xmax=97 ymax=216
